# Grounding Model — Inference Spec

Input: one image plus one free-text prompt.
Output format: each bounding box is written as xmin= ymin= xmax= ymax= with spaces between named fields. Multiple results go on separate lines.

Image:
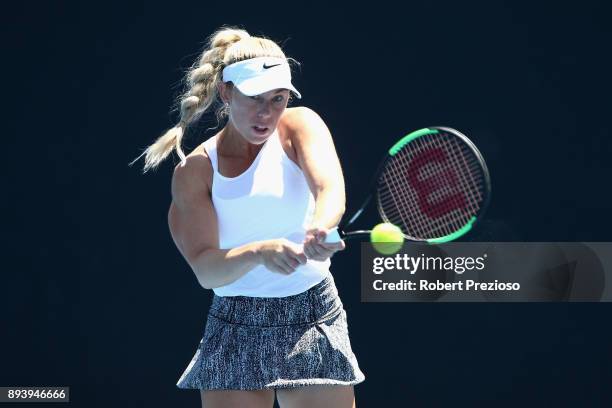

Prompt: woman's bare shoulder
xmin=171 ymin=138 xmax=214 ymax=206
xmin=280 ymin=106 xmax=330 ymax=145
xmin=279 ymin=106 xmax=324 ymax=141
xmin=280 ymin=106 xmax=322 ymax=129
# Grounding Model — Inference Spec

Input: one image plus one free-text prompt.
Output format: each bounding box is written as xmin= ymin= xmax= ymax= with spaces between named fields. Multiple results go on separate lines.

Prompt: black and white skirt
xmin=176 ymin=272 xmax=366 ymax=390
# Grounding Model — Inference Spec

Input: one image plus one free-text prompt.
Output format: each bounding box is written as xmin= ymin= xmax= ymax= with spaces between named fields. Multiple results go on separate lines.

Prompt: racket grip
xmin=324 ymin=227 xmax=342 ymax=243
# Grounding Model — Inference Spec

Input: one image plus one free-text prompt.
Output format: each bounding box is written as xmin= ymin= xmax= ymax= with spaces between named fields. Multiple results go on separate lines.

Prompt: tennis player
xmin=131 ymin=27 xmax=365 ymax=407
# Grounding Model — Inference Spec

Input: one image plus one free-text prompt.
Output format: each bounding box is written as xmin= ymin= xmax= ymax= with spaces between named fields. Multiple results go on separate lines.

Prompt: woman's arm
xmin=168 ymin=155 xmax=306 ymax=289
xmin=288 ymin=106 xmax=346 ymax=229
xmin=168 ymin=156 xmax=259 ymax=289
xmin=285 ymin=107 xmax=347 ymax=259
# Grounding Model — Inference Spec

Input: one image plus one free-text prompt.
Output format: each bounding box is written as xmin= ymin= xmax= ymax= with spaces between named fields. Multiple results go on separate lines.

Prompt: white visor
xmin=222 ymin=57 xmax=301 ymax=99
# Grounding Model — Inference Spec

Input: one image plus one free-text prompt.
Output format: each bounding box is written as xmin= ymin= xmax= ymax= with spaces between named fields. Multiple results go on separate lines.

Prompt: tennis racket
xmin=324 ymin=126 xmax=491 ymax=244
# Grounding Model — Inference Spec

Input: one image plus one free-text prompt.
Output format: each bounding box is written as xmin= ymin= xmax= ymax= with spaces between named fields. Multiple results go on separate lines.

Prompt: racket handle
xmin=324 ymin=227 xmax=342 ymax=243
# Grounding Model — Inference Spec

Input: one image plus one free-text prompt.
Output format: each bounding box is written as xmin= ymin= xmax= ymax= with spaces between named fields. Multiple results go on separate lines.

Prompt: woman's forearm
xmin=190 ymin=242 xmax=262 ymax=289
xmin=191 ymin=187 xmax=345 ymax=290
xmin=310 ymin=187 xmax=346 ymax=229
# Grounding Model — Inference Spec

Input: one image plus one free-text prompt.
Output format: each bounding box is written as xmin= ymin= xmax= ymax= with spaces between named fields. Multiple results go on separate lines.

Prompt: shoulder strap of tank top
xmin=202 ymin=135 xmax=219 ymax=174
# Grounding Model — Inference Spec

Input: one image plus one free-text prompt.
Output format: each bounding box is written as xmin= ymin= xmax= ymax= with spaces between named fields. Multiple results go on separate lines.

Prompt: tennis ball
xmin=370 ymin=223 xmax=405 ymax=255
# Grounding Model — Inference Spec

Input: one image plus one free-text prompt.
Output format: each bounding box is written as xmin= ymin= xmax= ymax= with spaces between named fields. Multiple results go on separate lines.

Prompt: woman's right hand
xmin=256 ymin=239 xmax=308 ymax=275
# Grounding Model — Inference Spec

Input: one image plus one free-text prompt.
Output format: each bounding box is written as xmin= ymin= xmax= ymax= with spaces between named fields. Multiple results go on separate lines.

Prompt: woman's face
xmin=223 ymin=84 xmax=290 ymax=144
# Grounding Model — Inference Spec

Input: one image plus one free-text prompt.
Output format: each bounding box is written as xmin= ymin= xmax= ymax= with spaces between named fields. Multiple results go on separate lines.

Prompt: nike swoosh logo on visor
xmin=263 ymin=63 xmax=282 ymax=69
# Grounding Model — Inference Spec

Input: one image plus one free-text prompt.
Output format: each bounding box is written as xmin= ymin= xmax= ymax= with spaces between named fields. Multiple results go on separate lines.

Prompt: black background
xmin=3 ymin=1 xmax=612 ymax=406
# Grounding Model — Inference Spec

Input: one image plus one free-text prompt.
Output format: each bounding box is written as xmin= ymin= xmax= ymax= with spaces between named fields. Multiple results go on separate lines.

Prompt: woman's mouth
xmin=252 ymin=126 xmax=269 ymax=135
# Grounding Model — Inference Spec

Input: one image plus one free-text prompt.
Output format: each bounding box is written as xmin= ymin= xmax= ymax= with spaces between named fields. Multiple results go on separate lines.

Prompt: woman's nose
xmin=256 ymin=102 xmax=272 ymax=117
xmin=257 ymin=108 xmax=270 ymax=118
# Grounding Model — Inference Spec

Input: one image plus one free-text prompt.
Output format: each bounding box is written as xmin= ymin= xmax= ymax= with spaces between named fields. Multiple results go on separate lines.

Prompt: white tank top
xmin=203 ymin=129 xmax=331 ymax=297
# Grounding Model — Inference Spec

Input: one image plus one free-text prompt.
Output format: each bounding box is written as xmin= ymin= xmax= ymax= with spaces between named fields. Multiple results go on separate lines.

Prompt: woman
xmin=131 ymin=26 xmax=365 ymax=407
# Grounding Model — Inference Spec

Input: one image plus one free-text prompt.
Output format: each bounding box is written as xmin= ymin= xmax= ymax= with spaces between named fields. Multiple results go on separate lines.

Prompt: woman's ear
xmin=218 ymin=82 xmax=234 ymax=104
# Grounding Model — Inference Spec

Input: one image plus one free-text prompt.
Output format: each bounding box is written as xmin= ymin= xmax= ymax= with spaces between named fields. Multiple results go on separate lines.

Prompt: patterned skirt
xmin=176 ymin=272 xmax=366 ymax=390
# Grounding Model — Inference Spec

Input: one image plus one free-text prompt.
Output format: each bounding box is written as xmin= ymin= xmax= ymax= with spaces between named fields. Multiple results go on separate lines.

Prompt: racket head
xmin=375 ymin=126 xmax=491 ymax=243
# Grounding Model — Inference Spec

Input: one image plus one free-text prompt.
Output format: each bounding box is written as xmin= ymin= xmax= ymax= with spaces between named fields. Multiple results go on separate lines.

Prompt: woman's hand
xmin=256 ymin=239 xmax=308 ymax=275
xmin=303 ymin=226 xmax=346 ymax=261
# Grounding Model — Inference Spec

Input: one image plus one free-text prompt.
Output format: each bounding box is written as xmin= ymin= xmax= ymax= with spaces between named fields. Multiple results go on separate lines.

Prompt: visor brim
xmin=233 ymin=76 xmax=302 ymax=99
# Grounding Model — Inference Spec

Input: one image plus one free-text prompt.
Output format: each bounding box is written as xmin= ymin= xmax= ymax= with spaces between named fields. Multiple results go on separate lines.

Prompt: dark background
xmin=3 ymin=1 xmax=612 ymax=406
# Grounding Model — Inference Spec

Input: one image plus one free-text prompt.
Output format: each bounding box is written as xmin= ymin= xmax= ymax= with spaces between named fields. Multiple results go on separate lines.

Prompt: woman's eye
xmin=250 ymin=95 xmax=284 ymax=102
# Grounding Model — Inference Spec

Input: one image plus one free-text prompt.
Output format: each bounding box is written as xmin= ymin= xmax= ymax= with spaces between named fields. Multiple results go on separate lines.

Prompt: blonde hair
xmin=129 ymin=26 xmax=299 ymax=173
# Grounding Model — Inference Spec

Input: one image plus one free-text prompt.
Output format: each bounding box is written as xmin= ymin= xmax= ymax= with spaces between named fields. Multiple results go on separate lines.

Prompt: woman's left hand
xmin=302 ymin=227 xmax=346 ymax=261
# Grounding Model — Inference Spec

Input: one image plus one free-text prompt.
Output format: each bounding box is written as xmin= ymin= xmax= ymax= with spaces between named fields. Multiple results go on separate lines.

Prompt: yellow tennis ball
xmin=370 ymin=223 xmax=405 ymax=255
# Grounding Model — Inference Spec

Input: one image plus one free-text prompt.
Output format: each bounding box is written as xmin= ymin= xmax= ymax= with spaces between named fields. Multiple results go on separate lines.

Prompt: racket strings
xmin=379 ymin=156 xmax=440 ymax=237
xmin=390 ymin=135 xmax=483 ymax=237
xmin=381 ymin=153 xmax=459 ymax=238
xmin=392 ymin=136 xmax=481 ymax=236
xmin=444 ymin=135 xmax=484 ymax=216
xmin=377 ymin=131 xmax=487 ymax=239
xmin=381 ymin=138 xmax=462 ymax=237
xmin=424 ymin=134 xmax=482 ymax=225
xmin=430 ymin=135 xmax=482 ymax=233
xmin=380 ymin=159 xmax=469 ymax=238
xmin=377 ymin=153 xmax=417 ymax=229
